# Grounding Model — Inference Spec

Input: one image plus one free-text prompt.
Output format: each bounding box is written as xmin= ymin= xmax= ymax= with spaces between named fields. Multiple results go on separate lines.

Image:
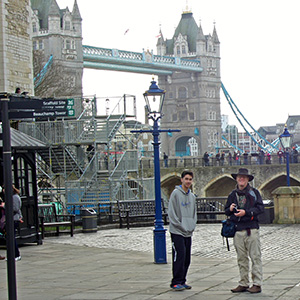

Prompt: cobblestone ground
xmin=50 ymin=223 xmax=300 ymax=261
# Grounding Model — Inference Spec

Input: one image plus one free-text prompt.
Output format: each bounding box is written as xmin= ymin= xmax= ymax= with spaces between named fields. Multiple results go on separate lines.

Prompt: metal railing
xmin=196 ymin=197 xmax=227 ymax=223
xmin=140 ymin=153 xmax=299 ymax=169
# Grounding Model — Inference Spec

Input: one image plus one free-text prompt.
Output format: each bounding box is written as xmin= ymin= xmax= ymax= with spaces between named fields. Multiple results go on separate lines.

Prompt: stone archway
xmin=259 ymin=173 xmax=300 ymax=199
xmin=203 ymin=174 xmax=236 ymax=197
xmin=161 ymin=173 xmax=181 ymax=203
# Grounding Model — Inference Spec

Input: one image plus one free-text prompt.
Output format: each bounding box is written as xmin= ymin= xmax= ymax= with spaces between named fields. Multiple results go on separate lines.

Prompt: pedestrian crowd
xmin=202 ymin=147 xmax=299 ymax=166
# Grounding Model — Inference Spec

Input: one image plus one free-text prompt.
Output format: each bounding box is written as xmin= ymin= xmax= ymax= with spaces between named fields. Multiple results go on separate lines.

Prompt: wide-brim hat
xmin=231 ymin=168 xmax=254 ymax=181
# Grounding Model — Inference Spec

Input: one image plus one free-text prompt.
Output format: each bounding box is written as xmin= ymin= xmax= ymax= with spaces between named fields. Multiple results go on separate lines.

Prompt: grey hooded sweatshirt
xmin=168 ymin=185 xmax=197 ymax=237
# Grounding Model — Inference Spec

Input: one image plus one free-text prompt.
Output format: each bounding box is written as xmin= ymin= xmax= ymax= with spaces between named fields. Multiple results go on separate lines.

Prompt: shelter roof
xmin=0 ymin=127 xmax=47 ymax=149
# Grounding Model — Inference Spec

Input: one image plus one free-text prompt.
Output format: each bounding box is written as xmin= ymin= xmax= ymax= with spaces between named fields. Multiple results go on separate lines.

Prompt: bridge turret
xmin=196 ymin=23 xmax=206 ymax=55
xmin=48 ymin=0 xmax=60 ymax=33
xmin=159 ymin=9 xmax=222 ymax=157
xmin=212 ymin=24 xmax=220 ymax=57
xmin=156 ymin=30 xmax=166 ymax=56
xmin=72 ymin=0 xmax=82 ymax=36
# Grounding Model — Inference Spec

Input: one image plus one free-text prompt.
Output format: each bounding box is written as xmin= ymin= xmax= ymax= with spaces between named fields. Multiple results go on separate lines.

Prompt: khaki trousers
xmin=233 ymin=229 xmax=262 ymax=287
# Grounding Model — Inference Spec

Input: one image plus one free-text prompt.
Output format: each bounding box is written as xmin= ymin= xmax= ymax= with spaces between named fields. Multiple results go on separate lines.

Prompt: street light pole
xmin=279 ymin=125 xmax=293 ymax=187
xmin=1 ymin=94 xmax=18 ymax=300
xmin=131 ymin=78 xmax=180 ymax=264
xmin=285 ymin=150 xmax=290 ymax=187
xmin=151 ymin=114 xmax=166 ymax=263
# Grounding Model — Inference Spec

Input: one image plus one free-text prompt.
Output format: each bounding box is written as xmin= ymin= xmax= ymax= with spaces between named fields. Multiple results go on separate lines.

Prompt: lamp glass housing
xmin=143 ymin=79 xmax=166 ymax=115
xmin=279 ymin=127 xmax=292 ymax=149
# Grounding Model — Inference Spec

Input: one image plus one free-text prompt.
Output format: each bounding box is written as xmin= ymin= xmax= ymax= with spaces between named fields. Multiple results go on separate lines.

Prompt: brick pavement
xmin=50 ymin=223 xmax=300 ymax=261
xmin=1 ymin=223 xmax=300 ymax=300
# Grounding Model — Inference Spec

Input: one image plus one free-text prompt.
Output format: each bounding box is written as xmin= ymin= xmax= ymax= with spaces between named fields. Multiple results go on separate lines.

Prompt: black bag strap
xmin=222 ymin=236 xmax=230 ymax=251
xmin=226 ymin=237 xmax=230 ymax=251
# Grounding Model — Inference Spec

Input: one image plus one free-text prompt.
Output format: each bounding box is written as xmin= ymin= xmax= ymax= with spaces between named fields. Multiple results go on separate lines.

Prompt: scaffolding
xmin=18 ymin=94 xmax=151 ymax=206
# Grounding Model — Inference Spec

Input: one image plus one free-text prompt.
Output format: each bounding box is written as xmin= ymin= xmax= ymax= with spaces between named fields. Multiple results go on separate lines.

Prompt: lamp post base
xmin=153 ymin=227 xmax=167 ymax=264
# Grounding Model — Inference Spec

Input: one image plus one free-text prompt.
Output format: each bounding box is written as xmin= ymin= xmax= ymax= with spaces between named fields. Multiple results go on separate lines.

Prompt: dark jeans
xmin=14 ymin=221 xmax=20 ymax=258
xmin=170 ymin=233 xmax=192 ymax=287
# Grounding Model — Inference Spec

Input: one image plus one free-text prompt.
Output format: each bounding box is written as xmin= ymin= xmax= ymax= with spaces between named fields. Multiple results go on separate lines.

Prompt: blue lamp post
xmin=132 ymin=78 xmax=180 ymax=263
xmin=144 ymin=79 xmax=167 ymax=264
xmin=279 ymin=125 xmax=293 ymax=186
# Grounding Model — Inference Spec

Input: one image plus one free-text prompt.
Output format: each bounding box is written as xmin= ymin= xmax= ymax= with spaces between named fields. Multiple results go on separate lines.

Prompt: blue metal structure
xmin=221 ymin=135 xmax=243 ymax=152
xmin=83 ymin=46 xmax=203 ymax=75
xmin=279 ymin=127 xmax=293 ymax=186
xmin=34 ymin=55 xmax=53 ymax=88
xmin=221 ymin=82 xmax=279 ymax=153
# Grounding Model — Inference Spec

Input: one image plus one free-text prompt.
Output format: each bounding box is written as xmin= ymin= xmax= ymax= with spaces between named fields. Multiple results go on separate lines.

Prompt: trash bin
xmin=258 ymin=200 xmax=274 ymax=224
xmin=81 ymin=208 xmax=98 ymax=233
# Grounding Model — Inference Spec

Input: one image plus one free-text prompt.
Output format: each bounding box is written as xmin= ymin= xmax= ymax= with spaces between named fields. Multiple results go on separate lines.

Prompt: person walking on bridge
xmin=225 ymin=168 xmax=264 ymax=294
xmin=168 ymin=170 xmax=197 ymax=291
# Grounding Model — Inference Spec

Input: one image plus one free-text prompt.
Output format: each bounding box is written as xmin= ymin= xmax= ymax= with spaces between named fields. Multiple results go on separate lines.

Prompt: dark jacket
xmin=225 ymin=184 xmax=264 ymax=231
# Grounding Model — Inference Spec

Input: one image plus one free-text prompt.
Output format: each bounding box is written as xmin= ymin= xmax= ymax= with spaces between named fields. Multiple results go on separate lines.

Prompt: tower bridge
xmin=30 ymin=2 xmax=221 ymax=158
xmin=3 ymin=0 xmax=299 ymax=208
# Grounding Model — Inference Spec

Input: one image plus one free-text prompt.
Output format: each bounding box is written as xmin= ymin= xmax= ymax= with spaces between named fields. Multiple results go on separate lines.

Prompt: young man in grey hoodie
xmin=168 ymin=170 xmax=197 ymax=291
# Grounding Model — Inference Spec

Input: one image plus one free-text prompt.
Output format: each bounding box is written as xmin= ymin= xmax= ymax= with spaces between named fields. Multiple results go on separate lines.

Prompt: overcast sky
xmin=57 ymin=0 xmax=300 ymax=132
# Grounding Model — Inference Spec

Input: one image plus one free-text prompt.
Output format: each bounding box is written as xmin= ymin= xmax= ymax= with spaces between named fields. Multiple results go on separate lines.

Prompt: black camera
xmin=233 ymin=207 xmax=238 ymax=213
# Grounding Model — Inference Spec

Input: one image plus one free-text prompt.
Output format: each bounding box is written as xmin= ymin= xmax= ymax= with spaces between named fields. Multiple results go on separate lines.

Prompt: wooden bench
xmin=196 ymin=197 xmax=226 ymax=222
xmin=117 ymin=199 xmax=168 ymax=229
xmin=38 ymin=203 xmax=75 ymax=239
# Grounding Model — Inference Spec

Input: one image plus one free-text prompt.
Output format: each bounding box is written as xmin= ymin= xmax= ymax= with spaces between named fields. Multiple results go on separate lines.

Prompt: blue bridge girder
xmin=83 ymin=45 xmax=203 ymax=75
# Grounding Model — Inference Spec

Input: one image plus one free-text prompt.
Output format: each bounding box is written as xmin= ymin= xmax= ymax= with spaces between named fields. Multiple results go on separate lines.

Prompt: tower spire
xmin=212 ymin=21 xmax=220 ymax=43
xmin=183 ymin=0 xmax=192 ymax=14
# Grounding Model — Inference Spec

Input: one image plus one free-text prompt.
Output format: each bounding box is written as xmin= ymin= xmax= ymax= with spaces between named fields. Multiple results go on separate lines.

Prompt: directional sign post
xmin=0 ymin=92 xmax=76 ymax=300
xmin=1 ymin=94 xmax=17 ymax=300
xmin=0 ymin=95 xmax=75 ymax=121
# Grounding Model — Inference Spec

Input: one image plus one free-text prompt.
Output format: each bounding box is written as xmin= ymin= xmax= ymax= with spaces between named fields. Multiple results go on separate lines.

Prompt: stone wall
xmin=272 ymin=186 xmax=300 ymax=224
xmin=0 ymin=0 xmax=33 ymax=94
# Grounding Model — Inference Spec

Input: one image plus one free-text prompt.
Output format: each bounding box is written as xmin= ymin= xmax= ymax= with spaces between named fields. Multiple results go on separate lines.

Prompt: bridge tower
xmin=31 ymin=0 xmax=83 ymax=113
xmin=157 ymin=9 xmax=222 ymax=157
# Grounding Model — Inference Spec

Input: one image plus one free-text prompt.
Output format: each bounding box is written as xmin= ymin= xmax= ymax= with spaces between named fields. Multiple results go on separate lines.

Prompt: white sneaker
xmin=15 ymin=256 xmax=21 ymax=261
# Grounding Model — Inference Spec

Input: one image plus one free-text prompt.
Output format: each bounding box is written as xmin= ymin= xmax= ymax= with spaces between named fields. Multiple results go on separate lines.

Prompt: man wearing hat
xmin=225 ymin=168 xmax=264 ymax=294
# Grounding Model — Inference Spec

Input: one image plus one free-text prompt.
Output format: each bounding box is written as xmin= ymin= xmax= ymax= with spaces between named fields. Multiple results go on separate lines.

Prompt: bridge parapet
xmin=141 ymin=157 xmax=300 ymax=200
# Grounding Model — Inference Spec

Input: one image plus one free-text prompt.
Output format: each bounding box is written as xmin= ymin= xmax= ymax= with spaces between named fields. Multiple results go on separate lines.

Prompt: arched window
xmin=148 ymin=140 xmax=153 ymax=152
xmin=176 ymin=46 xmax=180 ymax=55
xmin=208 ymin=130 xmax=218 ymax=147
xmin=188 ymin=137 xmax=198 ymax=156
xmin=65 ymin=21 xmax=70 ymax=30
xmin=38 ymin=40 xmax=43 ymax=49
xmin=32 ymin=22 xmax=37 ymax=33
xmin=66 ymin=40 xmax=71 ymax=49
xmin=178 ymin=87 xmax=187 ymax=99
xmin=207 ymin=110 xmax=216 ymax=120
xmin=182 ymin=45 xmax=186 ymax=54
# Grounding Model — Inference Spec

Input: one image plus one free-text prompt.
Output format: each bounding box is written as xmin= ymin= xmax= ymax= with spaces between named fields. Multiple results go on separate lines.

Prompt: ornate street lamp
xmin=144 ymin=79 xmax=167 ymax=264
xmin=143 ymin=79 xmax=166 ymax=116
xmin=132 ymin=78 xmax=179 ymax=263
xmin=279 ymin=125 xmax=293 ymax=186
